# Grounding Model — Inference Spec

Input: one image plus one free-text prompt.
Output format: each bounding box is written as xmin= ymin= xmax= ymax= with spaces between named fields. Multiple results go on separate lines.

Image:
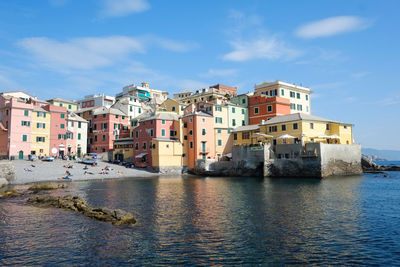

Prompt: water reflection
xmin=1 ymin=174 xmax=400 ymax=265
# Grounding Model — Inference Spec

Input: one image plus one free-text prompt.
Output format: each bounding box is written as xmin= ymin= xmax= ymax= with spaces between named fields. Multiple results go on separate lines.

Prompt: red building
xmin=43 ymin=104 xmax=68 ymax=157
xmin=210 ymin=84 xmax=237 ymax=97
xmin=132 ymin=113 xmax=179 ymax=167
xmin=77 ymin=106 xmax=129 ymax=153
xmin=248 ymin=95 xmax=290 ymax=125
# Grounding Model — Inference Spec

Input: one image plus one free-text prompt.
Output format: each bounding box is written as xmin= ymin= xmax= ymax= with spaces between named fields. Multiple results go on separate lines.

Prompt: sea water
xmin=1 ymin=173 xmax=400 ymax=265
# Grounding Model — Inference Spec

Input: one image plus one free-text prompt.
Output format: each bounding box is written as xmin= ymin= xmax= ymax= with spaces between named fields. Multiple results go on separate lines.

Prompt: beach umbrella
xmin=278 ymin=134 xmax=295 ymax=139
xmin=329 ymin=134 xmax=340 ymax=139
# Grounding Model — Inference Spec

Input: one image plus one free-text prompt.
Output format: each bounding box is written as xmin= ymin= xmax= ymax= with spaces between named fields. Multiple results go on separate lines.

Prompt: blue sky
xmin=0 ymin=0 xmax=399 ymax=150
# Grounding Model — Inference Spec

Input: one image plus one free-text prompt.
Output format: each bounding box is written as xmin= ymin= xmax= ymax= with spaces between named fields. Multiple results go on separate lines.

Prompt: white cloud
xmin=223 ymin=37 xmax=301 ymax=62
xmin=100 ymin=0 xmax=150 ymax=18
xmin=199 ymin=68 xmax=238 ymax=78
xmin=18 ymin=35 xmax=197 ymax=71
xmin=379 ymin=95 xmax=400 ymax=106
xmin=296 ymin=16 xmax=371 ymax=39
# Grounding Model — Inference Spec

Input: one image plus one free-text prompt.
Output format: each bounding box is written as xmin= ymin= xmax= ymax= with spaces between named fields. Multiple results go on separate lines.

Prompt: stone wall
xmin=319 ymin=143 xmax=362 ymax=177
xmin=153 ymin=166 xmax=184 ymax=175
xmin=0 ymin=160 xmax=15 ymax=188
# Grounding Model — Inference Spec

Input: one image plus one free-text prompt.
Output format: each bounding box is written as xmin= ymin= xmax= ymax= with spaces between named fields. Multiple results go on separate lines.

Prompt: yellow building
xmin=258 ymin=113 xmax=353 ymax=145
xmin=31 ymin=107 xmax=51 ymax=156
xmin=232 ymin=125 xmax=261 ymax=146
xmin=158 ymin=98 xmax=185 ymax=115
xmin=151 ymin=138 xmax=184 ymax=171
xmin=113 ymin=138 xmax=134 ymax=162
xmin=47 ymin=98 xmax=78 ymax=112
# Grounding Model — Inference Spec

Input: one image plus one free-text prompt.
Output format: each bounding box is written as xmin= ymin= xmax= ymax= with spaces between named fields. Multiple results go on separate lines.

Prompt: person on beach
xmin=83 ymin=165 xmax=88 ymax=170
xmin=24 ymin=168 xmax=33 ymax=172
xmin=59 ymin=170 xmax=72 ymax=180
xmin=84 ymin=171 xmax=94 ymax=175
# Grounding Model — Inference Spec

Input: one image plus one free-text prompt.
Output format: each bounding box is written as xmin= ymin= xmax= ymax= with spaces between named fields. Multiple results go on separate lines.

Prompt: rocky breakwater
xmin=27 ymin=194 xmax=136 ymax=226
xmin=361 ymin=155 xmax=400 ymax=172
xmin=0 ymin=160 xmax=15 ymax=188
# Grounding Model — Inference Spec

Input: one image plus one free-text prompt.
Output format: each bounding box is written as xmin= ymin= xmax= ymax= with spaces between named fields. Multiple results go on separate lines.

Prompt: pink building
xmin=132 ymin=113 xmax=179 ymax=167
xmin=182 ymin=111 xmax=215 ymax=169
xmin=43 ymin=104 xmax=68 ymax=157
xmin=77 ymin=106 xmax=129 ymax=153
xmin=0 ymin=95 xmax=33 ymax=159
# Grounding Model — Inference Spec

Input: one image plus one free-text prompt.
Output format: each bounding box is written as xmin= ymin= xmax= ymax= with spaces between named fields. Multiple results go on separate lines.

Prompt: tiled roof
xmin=232 ymin=124 xmax=260 ymax=132
xmin=260 ymin=113 xmax=347 ymax=125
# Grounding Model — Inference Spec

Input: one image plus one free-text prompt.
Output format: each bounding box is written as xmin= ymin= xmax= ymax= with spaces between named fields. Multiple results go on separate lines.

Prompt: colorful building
xmin=248 ymin=95 xmax=290 ymax=125
xmin=113 ymin=138 xmax=134 ymax=162
xmin=158 ymin=98 xmax=185 ymax=115
xmin=258 ymin=113 xmax=353 ymax=145
xmin=47 ymin=98 xmax=78 ymax=112
xmin=232 ymin=124 xmax=261 ymax=146
xmin=254 ymin=80 xmax=311 ymax=114
xmin=30 ymin=106 xmax=50 ymax=157
xmin=132 ymin=112 xmax=180 ymax=168
xmin=66 ymin=112 xmax=88 ymax=157
xmin=77 ymin=106 xmax=129 ymax=153
xmin=43 ymin=104 xmax=68 ymax=157
xmin=77 ymin=94 xmax=115 ymax=109
xmin=173 ymin=84 xmax=237 ymax=105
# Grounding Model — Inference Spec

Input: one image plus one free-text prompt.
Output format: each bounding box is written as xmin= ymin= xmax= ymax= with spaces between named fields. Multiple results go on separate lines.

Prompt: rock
xmin=27 ymin=194 xmax=136 ymax=226
xmin=28 ymin=183 xmax=68 ymax=193
xmin=0 ymin=178 xmax=8 ymax=189
xmin=0 ymin=189 xmax=20 ymax=199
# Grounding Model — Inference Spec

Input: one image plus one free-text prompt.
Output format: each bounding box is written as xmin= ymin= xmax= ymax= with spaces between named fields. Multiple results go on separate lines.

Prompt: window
xmin=293 ymin=123 xmax=298 ymax=130
xmin=22 ymin=134 xmax=27 ymax=142
xmin=189 ymin=130 xmax=193 ymax=135
xmin=184 ymin=135 xmax=187 ymax=140
xmin=138 ymin=108 xmax=141 ymax=113
xmin=202 ymin=128 xmax=206 ymax=135
xmin=61 ymin=113 xmax=65 ymax=118
xmin=344 ymin=125 xmax=348 ymax=129
xmin=190 ymin=142 xmax=193 ymax=149
xmin=254 ymin=107 xmax=259 ymax=114
xmin=269 ymin=126 xmax=278 ymax=132
xmin=116 ymin=115 xmax=119 ymax=119
xmin=306 ymin=106 xmax=309 ymax=112
xmin=282 ymin=125 xmax=286 ymax=131
xmin=136 ymin=131 xmax=139 ymax=138
xmin=94 ymin=135 xmax=98 ymax=142
xmin=215 ymin=106 xmax=222 ymax=111
xmin=232 ymin=107 xmax=236 ymax=113
xmin=184 ymin=122 xmax=187 ymax=128
xmin=218 ymin=139 xmax=222 ymax=146
xmin=297 ymin=93 xmax=300 ymax=99
xmin=102 ymin=135 xmax=106 ymax=141
xmin=170 ymin=130 xmax=175 ymax=136
xmin=24 ymin=109 xmax=29 ymax=116
xmin=202 ymin=118 xmax=206 ymax=123
xmin=21 ymin=121 xmax=30 ymax=126
xmin=122 ymin=116 xmax=125 ymax=120
xmin=60 ymin=124 xmax=65 ymax=129
xmin=306 ymin=95 xmax=309 ymax=101
xmin=326 ymin=124 xmax=330 ymax=130
xmin=68 ymin=104 xmax=72 ymax=109
xmin=241 ymin=109 xmax=245 ymax=114
xmin=94 ymin=115 xmax=97 ymax=119
xmin=78 ymin=122 xmax=81 ymax=128
xmin=228 ymin=129 xmax=231 ymax=134
xmin=242 ymin=120 xmax=245 ymax=126
xmin=103 ymin=114 xmax=106 ymax=118
xmin=215 ymin=117 xmax=223 ymax=123
xmin=310 ymin=123 xmax=314 ymax=129
xmin=59 ymin=103 xmax=63 ymax=107
xmin=150 ymin=129 xmax=154 ymax=136
xmin=217 ymin=129 xmax=221 ymax=134
xmin=281 ymin=89 xmax=284 ymax=96
xmin=233 ymin=133 xmax=237 ymax=140
xmin=161 ymin=129 xmax=166 ymax=136
xmin=58 ymin=134 xmax=62 ymax=140
xmin=232 ymin=119 xmax=236 ymax=127
xmin=172 ymin=106 xmax=176 ymax=111
xmin=143 ymin=142 xmax=147 ymax=149
xmin=78 ymin=133 xmax=81 ymax=140
xmin=290 ymin=91 xmax=295 ymax=98
xmin=130 ymin=106 xmax=133 ymax=112
xmin=36 ymin=122 xmax=45 ymax=129
xmin=290 ymin=103 xmax=296 ymax=110
xmin=135 ymin=143 xmax=139 ymax=150
xmin=267 ymin=105 xmax=272 ymax=112
xmin=36 ymin=137 xmax=45 ymax=142
xmin=242 ymin=132 xmax=250 ymax=139
xmin=297 ymin=104 xmax=302 ymax=111
xmin=70 ymin=121 xmax=74 ymax=127
xmin=242 ymin=98 xmax=246 ymax=104
xmin=189 ymin=118 xmax=193 ymax=123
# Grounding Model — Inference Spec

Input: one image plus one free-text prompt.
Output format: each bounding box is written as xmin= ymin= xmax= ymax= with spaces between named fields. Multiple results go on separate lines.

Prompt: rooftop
xmin=232 ymin=124 xmax=260 ymax=132
xmin=260 ymin=113 xmax=350 ymax=125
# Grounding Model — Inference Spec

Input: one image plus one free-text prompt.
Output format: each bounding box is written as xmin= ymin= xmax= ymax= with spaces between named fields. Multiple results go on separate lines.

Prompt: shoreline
xmin=10 ymin=160 xmax=166 ymax=185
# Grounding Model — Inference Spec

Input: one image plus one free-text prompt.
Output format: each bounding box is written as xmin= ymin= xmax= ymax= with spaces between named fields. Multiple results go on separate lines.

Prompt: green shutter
xmin=44 ymin=112 xmax=46 ymax=118
xmin=36 ymin=136 xmax=39 ymax=142
xmin=37 ymin=122 xmax=40 ymax=128
xmin=37 ymin=112 xmax=40 ymax=117
xmin=43 ymin=137 xmax=45 ymax=142
xmin=78 ymin=133 xmax=81 ymax=140
xmin=43 ymin=123 xmax=45 ymax=129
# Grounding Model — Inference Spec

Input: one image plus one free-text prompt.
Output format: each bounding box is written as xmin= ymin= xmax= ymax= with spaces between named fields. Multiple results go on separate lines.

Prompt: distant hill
xmin=362 ymin=148 xmax=400 ymax=161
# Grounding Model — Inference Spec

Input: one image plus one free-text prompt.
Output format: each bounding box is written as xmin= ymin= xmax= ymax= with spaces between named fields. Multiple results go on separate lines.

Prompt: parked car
xmin=42 ymin=156 xmax=54 ymax=162
xmin=125 ymin=162 xmax=135 ymax=168
xmin=82 ymin=153 xmax=98 ymax=165
xmin=29 ymin=154 xmax=38 ymax=161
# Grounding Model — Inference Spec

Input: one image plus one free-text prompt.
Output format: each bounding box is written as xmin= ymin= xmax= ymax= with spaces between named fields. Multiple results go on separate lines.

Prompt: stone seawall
xmin=0 ymin=160 xmax=15 ymax=188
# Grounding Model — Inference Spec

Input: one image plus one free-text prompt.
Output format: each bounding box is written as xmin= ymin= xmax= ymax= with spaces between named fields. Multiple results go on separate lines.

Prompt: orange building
xmin=248 ymin=95 xmax=290 ymax=125
xmin=182 ymin=111 xmax=215 ymax=169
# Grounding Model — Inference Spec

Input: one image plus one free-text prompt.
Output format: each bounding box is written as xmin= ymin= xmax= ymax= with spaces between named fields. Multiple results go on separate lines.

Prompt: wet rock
xmin=27 ymin=195 xmax=136 ymax=226
xmin=0 ymin=189 xmax=20 ymax=199
xmin=28 ymin=183 xmax=68 ymax=193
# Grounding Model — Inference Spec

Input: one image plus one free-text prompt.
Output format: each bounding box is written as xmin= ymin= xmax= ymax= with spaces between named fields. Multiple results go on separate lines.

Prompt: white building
xmin=254 ymin=80 xmax=311 ymax=114
xmin=77 ymin=94 xmax=115 ymax=109
xmin=67 ymin=112 xmax=88 ymax=157
xmin=116 ymin=82 xmax=168 ymax=104
xmin=112 ymin=95 xmax=143 ymax=120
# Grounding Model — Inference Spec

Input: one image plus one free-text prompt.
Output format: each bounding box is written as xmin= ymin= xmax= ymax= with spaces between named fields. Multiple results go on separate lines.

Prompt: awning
xmin=329 ymin=134 xmax=340 ymax=139
xmin=278 ymin=134 xmax=295 ymax=139
xmin=135 ymin=152 xmax=148 ymax=158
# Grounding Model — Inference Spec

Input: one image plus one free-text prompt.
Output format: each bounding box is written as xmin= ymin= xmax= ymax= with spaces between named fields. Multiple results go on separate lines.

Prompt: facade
xmin=67 ymin=112 xmax=88 ymax=157
xmin=77 ymin=94 xmax=115 ymax=109
xmin=132 ymin=112 xmax=180 ymax=168
xmin=248 ymin=95 xmax=290 ymax=125
xmin=30 ymin=107 xmax=51 ymax=156
xmin=158 ymin=98 xmax=185 ymax=115
xmin=181 ymin=111 xmax=215 ymax=169
xmin=113 ymin=138 xmax=134 ymax=162
xmin=254 ymin=80 xmax=311 ymax=114
xmin=112 ymin=96 xmax=143 ymax=120
xmin=77 ymin=106 xmax=129 ymax=153
xmin=43 ymin=104 xmax=68 ymax=157
xmin=47 ymin=98 xmax=78 ymax=112
xmin=232 ymin=125 xmax=261 ymax=146
xmin=258 ymin=113 xmax=353 ymax=145
xmin=116 ymin=82 xmax=168 ymax=104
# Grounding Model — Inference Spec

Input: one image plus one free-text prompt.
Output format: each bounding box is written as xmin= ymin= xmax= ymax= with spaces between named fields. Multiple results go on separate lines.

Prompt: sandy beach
xmin=12 ymin=159 xmax=160 ymax=184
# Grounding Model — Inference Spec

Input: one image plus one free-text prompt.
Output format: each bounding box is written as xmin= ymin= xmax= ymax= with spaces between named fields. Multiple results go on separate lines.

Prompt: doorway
xmin=18 ymin=150 xmax=24 ymax=159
